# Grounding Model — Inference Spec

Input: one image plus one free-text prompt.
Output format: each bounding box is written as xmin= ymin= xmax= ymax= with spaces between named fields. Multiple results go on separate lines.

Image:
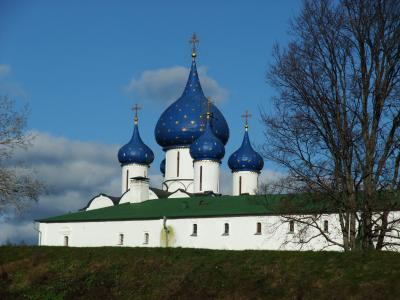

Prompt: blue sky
xmin=0 ymin=1 xmax=302 ymax=243
xmin=1 ymin=0 xmax=301 ymax=171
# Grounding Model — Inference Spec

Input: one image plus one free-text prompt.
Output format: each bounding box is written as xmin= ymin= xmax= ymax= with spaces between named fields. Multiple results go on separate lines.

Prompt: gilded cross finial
xmin=241 ymin=110 xmax=252 ymax=130
xmin=132 ymin=103 xmax=141 ymax=124
xmin=189 ymin=33 xmax=199 ymax=61
xmin=206 ymin=96 xmax=213 ymax=119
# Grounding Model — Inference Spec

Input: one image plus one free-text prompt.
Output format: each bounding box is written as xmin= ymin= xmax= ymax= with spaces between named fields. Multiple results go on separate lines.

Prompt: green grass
xmin=1 ymin=246 xmax=399 ymax=299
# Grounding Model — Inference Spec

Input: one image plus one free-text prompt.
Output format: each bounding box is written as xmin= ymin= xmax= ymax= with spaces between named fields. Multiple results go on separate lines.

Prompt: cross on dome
xmin=241 ymin=110 xmax=252 ymax=130
xmin=206 ymin=96 xmax=213 ymax=119
xmin=132 ymin=103 xmax=142 ymax=124
xmin=189 ymin=33 xmax=199 ymax=60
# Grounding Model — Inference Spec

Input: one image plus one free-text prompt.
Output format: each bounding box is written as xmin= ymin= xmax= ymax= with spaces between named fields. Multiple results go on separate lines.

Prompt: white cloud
xmin=125 ymin=66 xmax=228 ymax=104
xmin=0 ymin=64 xmax=11 ymax=78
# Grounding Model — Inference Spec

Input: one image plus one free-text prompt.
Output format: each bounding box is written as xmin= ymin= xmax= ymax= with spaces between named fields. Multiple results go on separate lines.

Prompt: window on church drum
xmin=144 ymin=232 xmax=149 ymax=244
xmin=239 ymin=176 xmax=242 ymax=195
xmin=324 ymin=220 xmax=329 ymax=232
xmin=223 ymin=223 xmax=229 ymax=235
xmin=192 ymin=224 xmax=198 ymax=236
xmin=289 ymin=220 xmax=294 ymax=233
xmin=256 ymin=222 xmax=262 ymax=235
xmin=177 ymin=151 xmax=180 ymax=177
xmin=126 ymin=170 xmax=129 ymax=192
xmin=200 ymin=166 xmax=203 ymax=191
xmin=118 ymin=234 xmax=124 ymax=245
xmin=64 ymin=236 xmax=69 ymax=247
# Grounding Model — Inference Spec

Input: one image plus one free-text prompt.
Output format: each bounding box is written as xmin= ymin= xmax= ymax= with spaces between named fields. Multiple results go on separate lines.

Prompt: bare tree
xmin=262 ymin=0 xmax=400 ymax=251
xmin=0 ymin=96 xmax=43 ymax=214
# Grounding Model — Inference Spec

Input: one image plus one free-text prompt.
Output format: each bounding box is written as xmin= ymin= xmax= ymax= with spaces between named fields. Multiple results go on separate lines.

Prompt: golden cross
xmin=206 ymin=96 xmax=213 ymax=119
xmin=189 ymin=33 xmax=199 ymax=59
xmin=241 ymin=110 xmax=252 ymax=129
xmin=132 ymin=103 xmax=141 ymax=124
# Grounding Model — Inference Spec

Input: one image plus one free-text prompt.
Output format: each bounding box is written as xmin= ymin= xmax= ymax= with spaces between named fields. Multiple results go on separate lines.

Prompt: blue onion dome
xmin=160 ymin=159 xmax=165 ymax=175
xmin=118 ymin=111 xmax=154 ymax=166
xmin=228 ymin=127 xmax=264 ymax=173
xmin=154 ymin=53 xmax=229 ymax=150
xmin=190 ymin=116 xmax=225 ymax=162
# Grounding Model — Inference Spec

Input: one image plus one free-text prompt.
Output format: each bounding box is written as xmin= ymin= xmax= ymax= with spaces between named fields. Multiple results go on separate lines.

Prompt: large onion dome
xmin=154 ymin=51 xmax=229 ymax=150
xmin=190 ymin=116 xmax=225 ymax=162
xmin=118 ymin=112 xmax=154 ymax=166
xmin=228 ymin=126 xmax=264 ymax=173
xmin=160 ymin=158 xmax=166 ymax=175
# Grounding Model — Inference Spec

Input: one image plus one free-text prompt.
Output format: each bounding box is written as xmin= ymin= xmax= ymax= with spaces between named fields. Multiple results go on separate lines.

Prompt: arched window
xmin=118 ymin=234 xmax=124 ymax=245
xmin=126 ymin=169 xmax=129 ymax=192
xmin=177 ymin=151 xmax=180 ymax=177
xmin=239 ymin=176 xmax=242 ymax=195
xmin=223 ymin=223 xmax=229 ymax=235
xmin=144 ymin=232 xmax=149 ymax=244
xmin=200 ymin=166 xmax=203 ymax=191
xmin=192 ymin=224 xmax=197 ymax=236
xmin=64 ymin=236 xmax=69 ymax=247
xmin=256 ymin=222 xmax=262 ymax=234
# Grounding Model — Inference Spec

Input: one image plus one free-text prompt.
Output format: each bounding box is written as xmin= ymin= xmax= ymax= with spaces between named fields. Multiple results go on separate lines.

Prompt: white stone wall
xmin=232 ymin=171 xmax=259 ymax=195
xmin=38 ymin=214 xmax=345 ymax=251
xmin=121 ymin=164 xmax=149 ymax=193
xmin=163 ymin=147 xmax=194 ymax=193
xmin=193 ymin=160 xmax=220 ymax=193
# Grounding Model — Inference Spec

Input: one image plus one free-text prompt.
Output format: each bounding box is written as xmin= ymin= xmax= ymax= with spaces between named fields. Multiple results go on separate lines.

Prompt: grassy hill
xmin=1 ymin=246 xmax=400 ymax=300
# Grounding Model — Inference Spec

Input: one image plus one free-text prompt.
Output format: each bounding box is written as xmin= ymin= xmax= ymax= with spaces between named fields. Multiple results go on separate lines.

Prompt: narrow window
xmin=144 ymin=233 xmax=149 ymax=244
xmin=324 ymin=220 xmax=329 ymax=232
xmin=223 ymin=223 xmax=229 ymax=235
xmin=239 ymin=176 xmax=242 ymax=195
xmin=192 ymin=224 xmax=198 ymax=236
xmin=200 ymin=166 xmax=203 ymax=191
xmin=177 ymin=151 xmax=180 ymax=177
xmin=119 ymin=234 xmax=124 ymax=245
xmin=289 ymin=220 xmax=294 ymax=233
xmin=64 ymin=236 xmax=69 ymax=247
xmin=126 ymin=169 xmax=129 ymax=192
xmin=256 ymin=222 xmax=262 ymax=234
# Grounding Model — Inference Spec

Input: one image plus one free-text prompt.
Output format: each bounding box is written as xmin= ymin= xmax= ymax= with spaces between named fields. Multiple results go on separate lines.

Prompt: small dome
xmin=118 ymin=122 xmax=154 ymax=166
xmin=228 ymin=129 xmax=263 ymax=173
xmin=160 ymin=159 xmax=165 ymax=175
xmin=190 ymin=119 xmax=225 ymax=162
xmin=154 ymin=59 xmax=229 ymax=150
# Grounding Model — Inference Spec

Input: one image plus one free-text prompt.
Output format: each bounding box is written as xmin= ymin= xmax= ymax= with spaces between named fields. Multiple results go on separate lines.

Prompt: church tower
xmin=190 ymin=98 xmax=225 ymax=193
xmin=118 ymin=105 xmax=154 ymax=194
xmin=228 ymin=111 xmax=264 ymax=195
xmin=154 ymin=34 xmax=229 ymax=193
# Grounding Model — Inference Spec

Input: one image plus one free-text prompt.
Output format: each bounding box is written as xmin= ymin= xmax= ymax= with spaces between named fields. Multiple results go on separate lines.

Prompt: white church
xmin=36 ymin=35 xmax=397 ymax=251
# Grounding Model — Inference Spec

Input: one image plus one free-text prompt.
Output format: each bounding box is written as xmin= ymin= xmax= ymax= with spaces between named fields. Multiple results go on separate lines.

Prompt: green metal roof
xmin=36 ymin=194 xmax=335 ymax=223
xmin=37 ymin=192 xmax=400 ymax=223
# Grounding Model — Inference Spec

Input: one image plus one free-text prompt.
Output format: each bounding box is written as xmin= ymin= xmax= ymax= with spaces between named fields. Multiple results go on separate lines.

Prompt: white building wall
xmin=163 ymin=147 xmax=194 ymax=193
xmin=121 ymin=164 xmax=149 ymax=193
xmin=193 ymin=160 xmax=220 ymax=193
xmin=232 ymin=171 xmax=259 ymax=195
xmin=38 ymin=213 xmax=345 ymax=251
